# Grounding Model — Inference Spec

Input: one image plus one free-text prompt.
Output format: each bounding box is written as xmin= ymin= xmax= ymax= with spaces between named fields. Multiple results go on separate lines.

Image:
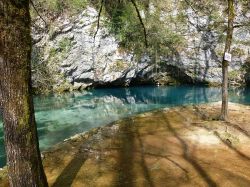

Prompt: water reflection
xmin=0 ymin=85 xmax=250 ymax=167
xmin=229 ymin=87 xmax=250 ymax=104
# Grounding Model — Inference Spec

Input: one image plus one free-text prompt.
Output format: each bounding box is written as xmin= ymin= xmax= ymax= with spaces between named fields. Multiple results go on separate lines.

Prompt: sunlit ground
xmin=16 ymin=102 xmax=250 ymax=187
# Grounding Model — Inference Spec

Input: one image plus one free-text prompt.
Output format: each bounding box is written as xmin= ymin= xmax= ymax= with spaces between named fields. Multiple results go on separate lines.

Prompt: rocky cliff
xmin=31 ymin=4 xmax=250 ymax=93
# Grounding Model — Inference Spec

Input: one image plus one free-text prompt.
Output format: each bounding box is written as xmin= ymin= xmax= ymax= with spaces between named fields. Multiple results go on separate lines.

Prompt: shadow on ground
xmin=41 ymin=103 xmax=250 ymax=187
xmin=1 ymin=103 xmax=249 ymax=187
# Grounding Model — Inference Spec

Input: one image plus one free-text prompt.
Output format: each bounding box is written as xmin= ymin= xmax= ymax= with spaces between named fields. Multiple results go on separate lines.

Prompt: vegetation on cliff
xmin=29 ymin=0 xmax=250 ymax=94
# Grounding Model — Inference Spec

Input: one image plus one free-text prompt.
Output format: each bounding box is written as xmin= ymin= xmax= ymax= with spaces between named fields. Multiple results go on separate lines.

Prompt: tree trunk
xmin=221 ymin=0 xmax=235 ymax=121
xmin=0 ymin=1 xmax=48 ymax=186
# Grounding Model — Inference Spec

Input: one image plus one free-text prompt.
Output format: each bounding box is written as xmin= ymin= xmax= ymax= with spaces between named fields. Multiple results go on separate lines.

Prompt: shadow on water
xmin=161 ymin=114 xmax=218 ymax=187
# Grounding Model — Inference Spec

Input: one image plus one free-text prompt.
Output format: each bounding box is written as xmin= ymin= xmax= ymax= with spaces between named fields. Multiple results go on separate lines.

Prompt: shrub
xmin=58 ymin=37 xmax=73 ymax=53
xmin=231 ymin=47 xmax=245 ymax=57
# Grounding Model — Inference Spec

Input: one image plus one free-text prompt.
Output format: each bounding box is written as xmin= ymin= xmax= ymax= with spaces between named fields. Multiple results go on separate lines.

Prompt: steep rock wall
xmin=31 ymin=6 xmax=250 ymax=92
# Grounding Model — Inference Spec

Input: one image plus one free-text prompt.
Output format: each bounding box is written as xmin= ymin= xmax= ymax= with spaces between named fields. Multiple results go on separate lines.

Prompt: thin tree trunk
xmin=221 ymin=0 xmax=235 ymax=121
xmin=0 ymin=1 xmax=48 ymax=186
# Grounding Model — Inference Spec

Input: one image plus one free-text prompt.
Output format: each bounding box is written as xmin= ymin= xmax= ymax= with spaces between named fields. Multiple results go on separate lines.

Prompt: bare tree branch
xmin=233 ymin=22 xmax=250 ymax=28
xmin=94 ymin=0 xmax=105 ymax=41
xmin=184 ymin=0 xmax=198 ymax=14
xmin=30 ymin=0 xmax=47 ymax=27
xmin=130 ymin=0 xmax=148 ymax=48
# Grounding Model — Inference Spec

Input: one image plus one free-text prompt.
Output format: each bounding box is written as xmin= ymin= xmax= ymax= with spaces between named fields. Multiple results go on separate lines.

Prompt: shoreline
xmin=1 ymin=101 xmax=250 ymax=186
xmin=46 ymin=101 xmax=250 ymax=149
xmin=1 ymin=101 xmax=250 ymax=167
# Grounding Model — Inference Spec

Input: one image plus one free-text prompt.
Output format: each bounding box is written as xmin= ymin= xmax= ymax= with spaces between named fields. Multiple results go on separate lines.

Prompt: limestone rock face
xmin=32 ymin=7 xmax=138 ymax=91
xmin=31 ymin=6 xmax=250 ymax=92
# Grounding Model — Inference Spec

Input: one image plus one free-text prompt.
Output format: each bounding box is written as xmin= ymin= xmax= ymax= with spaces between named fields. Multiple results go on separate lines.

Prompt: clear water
xmin=0 ymin=85 xmax=250 ymax=167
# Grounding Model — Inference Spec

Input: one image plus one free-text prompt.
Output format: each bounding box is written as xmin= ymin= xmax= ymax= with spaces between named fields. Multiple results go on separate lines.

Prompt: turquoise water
xmin=0 ymin=85 xmax=250 ymax=167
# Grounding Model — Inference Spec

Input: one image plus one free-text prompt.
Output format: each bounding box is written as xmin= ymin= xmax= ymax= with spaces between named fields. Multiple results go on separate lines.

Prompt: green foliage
xmin=103 ymin=2 xmax=138 ymax=42
xmin=231 ymin=47 xmax=245 ymax=57
xmin=70 ymin=0 xmax=88 ymax=11
xmin=58 ymin=37 xmax=73 ymax=54
xmin=110 ymin=60 xmax=127 ymax=71
xmin=215 ymin=48 xmax=224 ymax=57
xmin=32 ymin=37 xmax=73 ymax=94
xmin=46 ymin=0 xmax=63 ymax=13
xmin=228 ymin=70 xmax=240 ymax=80
xmin=49 ymin=47 xmax=57 ymax=57
xmin=31 ymin=0 xmax=88 ymax=16
xmin=242 ymin=57 xmax=250 ymax=71
xmin=233 ymin=39 xmax=250 ymax=46
xmin=47 ymin=37 xmax=72 ymax=63
xmin=31 ymin=51 xmax=57 ymax=94
xmin=103 ymin=0 xmax=186 ymax=59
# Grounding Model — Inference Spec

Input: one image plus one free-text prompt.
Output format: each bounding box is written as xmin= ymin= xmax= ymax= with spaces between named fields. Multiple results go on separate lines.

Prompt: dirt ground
xmin=1 ymin=102 xmax=250 ymax=187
